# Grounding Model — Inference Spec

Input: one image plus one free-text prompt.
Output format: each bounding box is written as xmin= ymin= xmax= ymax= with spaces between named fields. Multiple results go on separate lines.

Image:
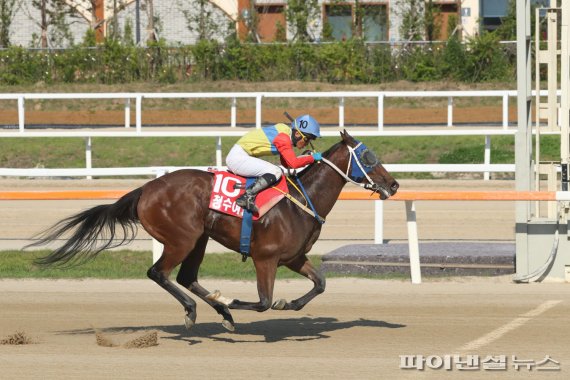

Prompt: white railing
xmin=0 ymin=89 xmax=560 ymax=180
xmin=0 ymin=129 xmax=526 ymax=180
xmin=0 ymin=90 xmax=518 ymax=132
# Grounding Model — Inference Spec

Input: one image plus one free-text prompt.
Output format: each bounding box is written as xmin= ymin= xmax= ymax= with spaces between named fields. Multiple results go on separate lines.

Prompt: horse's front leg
xmin=272 ymin=255 xmax=325 ymax=311
xmin=207 ymin=257 xmax=277 ymax=312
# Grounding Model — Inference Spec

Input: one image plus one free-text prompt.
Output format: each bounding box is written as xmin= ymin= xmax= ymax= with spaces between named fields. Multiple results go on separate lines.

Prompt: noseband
xmin=321 ymin=141 xmax=391 ymax=198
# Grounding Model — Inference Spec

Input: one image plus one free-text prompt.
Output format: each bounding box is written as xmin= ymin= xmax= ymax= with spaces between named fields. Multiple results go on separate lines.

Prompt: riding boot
xmin=236 ymin=173 xmax=278 ymax=214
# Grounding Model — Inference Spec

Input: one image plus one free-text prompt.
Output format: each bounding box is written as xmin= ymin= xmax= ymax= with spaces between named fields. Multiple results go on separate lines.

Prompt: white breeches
xmin=226 ymin=144 xmax=282 ymax=179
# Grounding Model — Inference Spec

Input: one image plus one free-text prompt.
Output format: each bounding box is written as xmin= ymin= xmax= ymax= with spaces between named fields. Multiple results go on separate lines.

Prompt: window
xmin=481 ymin=0 xmax=508 ymax=31
xmin=324 ymin=3 xmax=388 ymax=42
xmin=325 ymin=4 xmax=353 ymax=40
xmin=362 ymin=5 xmax=388 ymax=42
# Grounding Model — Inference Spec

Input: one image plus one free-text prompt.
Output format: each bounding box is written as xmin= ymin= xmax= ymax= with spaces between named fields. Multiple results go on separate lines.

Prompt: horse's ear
xmin=340 ymin=129 xmax=353 ymax=144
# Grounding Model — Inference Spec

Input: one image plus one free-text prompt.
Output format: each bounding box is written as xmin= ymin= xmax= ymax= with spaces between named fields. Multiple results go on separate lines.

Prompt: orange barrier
xmin=0 ymin=189 xmax=563 ymax=201
xmin=339 ymin=190 xmax=559 ymax=201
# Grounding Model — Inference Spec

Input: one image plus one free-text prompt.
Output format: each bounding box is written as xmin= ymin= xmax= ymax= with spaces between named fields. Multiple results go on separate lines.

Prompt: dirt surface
xmin=0 ymin=277 xmax=569 ymax=379
xmin=0 ymin=106 xmax=516 ymax=127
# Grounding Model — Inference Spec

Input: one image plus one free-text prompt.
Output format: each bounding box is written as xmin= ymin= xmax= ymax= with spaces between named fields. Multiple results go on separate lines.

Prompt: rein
xmin=276 ymin=141 xmax=385 ymax=224
xmin=273 ymin=180 xmax=326 ymax=223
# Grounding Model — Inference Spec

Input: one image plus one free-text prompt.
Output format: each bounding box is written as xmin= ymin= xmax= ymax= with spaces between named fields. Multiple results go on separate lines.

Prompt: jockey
xmin=226 ymin=114 xmax=322 ymax=213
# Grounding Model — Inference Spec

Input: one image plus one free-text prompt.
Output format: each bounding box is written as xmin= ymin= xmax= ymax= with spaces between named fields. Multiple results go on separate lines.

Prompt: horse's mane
xmin=294 ymin=139 xmax=345 ymax=180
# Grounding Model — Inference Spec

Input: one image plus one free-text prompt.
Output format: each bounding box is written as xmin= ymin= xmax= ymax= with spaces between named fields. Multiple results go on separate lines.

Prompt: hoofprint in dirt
xmin=0 ymin=277 xmax=568 ymax=380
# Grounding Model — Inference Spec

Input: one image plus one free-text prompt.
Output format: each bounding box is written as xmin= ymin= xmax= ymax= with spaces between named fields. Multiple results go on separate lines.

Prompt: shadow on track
xmin=59 ymin=317 xmax=405 ymax=345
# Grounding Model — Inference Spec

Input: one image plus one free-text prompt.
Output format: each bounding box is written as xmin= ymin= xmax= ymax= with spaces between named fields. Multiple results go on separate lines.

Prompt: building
xmin=4 ymin=0 xmax=516 ymax=48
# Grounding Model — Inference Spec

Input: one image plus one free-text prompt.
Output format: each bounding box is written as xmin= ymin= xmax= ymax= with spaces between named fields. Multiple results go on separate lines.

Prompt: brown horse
xmin=30 ymin=130 xmax=398 ymax=332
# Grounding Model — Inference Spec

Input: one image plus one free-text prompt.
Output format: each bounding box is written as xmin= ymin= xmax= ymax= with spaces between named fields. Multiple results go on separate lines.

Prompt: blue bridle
xmin=348 ymin=141 xmax=378 ymax=182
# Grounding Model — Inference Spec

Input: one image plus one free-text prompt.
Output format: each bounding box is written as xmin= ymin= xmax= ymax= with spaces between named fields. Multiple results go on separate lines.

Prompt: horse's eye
xmin=361 ymin=150 xmax=378 ymax=167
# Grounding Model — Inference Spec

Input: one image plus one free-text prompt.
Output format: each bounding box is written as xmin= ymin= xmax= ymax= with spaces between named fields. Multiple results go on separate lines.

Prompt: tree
xmin=286 ymin=0 xmax=319 ymax=41
xmin=145 ymin=0 xmax=155 ymax=42
xmin=395 ymin=0 xmax=426 ymax=42
xmin=423 ymin=0 xmax=441 ymax=42
xmin=0 ymin=0 xmax=17 ymax=47
xmin=29 ymin=0 xmax=76 ymax=48
xmin=180 ymin=0 xmax=231 ymax=41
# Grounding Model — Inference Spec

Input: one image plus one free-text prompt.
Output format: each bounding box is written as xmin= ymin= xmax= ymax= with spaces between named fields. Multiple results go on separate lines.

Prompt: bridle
xmin=320 ymin=141 xmax=391 ymax=198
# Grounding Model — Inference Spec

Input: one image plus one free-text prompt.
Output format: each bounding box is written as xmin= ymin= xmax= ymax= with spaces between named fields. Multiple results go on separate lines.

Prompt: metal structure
xmin=516 ymin=0 xmax=570 ymax=282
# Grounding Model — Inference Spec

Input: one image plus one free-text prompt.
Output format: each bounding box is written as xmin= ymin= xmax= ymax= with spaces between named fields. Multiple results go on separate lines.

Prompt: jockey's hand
xmin=312 ymin=152 xmax=322 ymax=161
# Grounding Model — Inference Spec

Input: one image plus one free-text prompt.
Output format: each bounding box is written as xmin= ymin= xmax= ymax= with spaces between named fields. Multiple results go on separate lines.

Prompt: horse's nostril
xmin=391 ymin=182 xmax=399 ymax=192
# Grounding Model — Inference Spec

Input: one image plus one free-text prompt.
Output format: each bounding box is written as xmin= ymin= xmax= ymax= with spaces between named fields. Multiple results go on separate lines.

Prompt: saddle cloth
xmin=208 ymin=170 xmax=288 ymax=220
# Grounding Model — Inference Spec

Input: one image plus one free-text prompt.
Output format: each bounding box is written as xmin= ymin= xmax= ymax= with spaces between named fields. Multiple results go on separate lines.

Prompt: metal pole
xmin=561 ymin=2 xmax=570 ymax=194
xmin=515 ymin=0 xmax=533 ymax=276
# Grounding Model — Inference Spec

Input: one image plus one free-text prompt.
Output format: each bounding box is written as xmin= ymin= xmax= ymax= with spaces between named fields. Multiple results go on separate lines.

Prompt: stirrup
xmin=236 ymin=193 xmax=259 ymax=213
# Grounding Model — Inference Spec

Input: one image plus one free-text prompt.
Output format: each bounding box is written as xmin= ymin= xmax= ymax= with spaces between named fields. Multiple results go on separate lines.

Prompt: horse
xmin=29 ymin=130 xmax=399 ymax=332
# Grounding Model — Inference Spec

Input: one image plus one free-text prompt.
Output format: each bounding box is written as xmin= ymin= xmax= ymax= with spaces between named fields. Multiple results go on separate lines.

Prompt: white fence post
xmin=374 ymin=200 xmax=384 ymax=244
xmin=405 ymin=200 xmax=422 ymax=284
xmin=18 ymin=96 xmax=25 ymax=132
xmin=125 ymin=98 xmax=131 ymax=128
xmin=484 ymin=135 xmax=491 ymax=181
xmin=216 ymin=136 xmax=223 ymax=168
xmin=378 ymin=94 xmax=384 ymax=131
xmin=136 ymin=95 xmax=142 ymax=132
xmin=256 ymin=94 xmax=262 ymax=129
xmin=502 ymin=94 xmax=509 ymax=129
xmin=231 ymin=97 xmax=237 ymax=128
xmin=339 ymin=97 xmax=345 ymax=128
xmin=85 ymin=136 xmax=92 ymax=180
xmin=447 ymin=96 xmax=453 ymax=127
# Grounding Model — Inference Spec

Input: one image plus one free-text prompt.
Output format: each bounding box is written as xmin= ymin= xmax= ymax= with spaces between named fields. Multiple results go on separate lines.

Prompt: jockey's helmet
xmin=292 ymin=114 xmax=321 ymax=139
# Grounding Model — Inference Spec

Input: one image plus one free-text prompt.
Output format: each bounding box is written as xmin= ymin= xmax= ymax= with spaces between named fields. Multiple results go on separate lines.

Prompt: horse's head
xmin=335 ymin=130 xmax=399 ymax=200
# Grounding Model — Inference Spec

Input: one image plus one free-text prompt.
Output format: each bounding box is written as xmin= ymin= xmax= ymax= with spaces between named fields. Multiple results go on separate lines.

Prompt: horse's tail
xmin=29 ymin=187 xmax=143 ymax=267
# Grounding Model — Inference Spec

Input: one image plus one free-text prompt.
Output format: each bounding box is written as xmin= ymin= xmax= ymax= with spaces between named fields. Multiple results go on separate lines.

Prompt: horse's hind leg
xmin=147 ymin=247 xmax=198 ymax=330
xmin=176 ymin=234 xmax=236 ymax=332
xmin=272 ymin=255 xmax=325 ymax=311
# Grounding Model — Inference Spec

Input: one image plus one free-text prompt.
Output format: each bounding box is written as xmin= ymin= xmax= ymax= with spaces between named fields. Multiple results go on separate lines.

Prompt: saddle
xmin=208 ymin=169 xmax=288 ymax=220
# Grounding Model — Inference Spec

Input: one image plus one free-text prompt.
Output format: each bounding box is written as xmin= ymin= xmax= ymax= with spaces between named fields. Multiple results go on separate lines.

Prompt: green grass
xmin=0 ymin=250 xmax=326 ymax=280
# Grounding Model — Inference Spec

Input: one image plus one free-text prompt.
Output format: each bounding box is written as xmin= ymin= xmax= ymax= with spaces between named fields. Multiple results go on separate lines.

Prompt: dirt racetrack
xmin=1 ymin=277 xmax=569 ymax=379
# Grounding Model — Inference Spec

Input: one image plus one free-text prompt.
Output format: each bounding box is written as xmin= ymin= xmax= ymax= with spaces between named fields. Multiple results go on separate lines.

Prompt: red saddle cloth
xmin=208 ymin=170 xmax=289 ymax=220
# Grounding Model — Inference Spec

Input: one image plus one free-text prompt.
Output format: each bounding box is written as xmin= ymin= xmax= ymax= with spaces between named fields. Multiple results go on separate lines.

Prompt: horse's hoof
xmin=272 ymin=299 xmax=287 ymax=310
xmin=184 ymin=313 xmax=196 ymax=331
xmin=222 ymin=319 xmax=235 ymax=332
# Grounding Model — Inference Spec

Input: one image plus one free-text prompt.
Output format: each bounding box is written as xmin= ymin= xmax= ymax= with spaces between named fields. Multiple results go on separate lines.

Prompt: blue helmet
xmin=292 ymin=114 xmax=321 ymax=139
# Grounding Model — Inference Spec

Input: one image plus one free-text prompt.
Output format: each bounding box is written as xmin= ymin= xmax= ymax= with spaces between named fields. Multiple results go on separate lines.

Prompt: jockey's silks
xmin=236 ymin=123 xmax=291 ymax=157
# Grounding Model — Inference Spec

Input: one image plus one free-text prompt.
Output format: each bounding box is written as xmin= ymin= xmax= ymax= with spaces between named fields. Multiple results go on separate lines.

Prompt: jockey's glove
xmin=312 ymin=152 xmax=322 ymax=161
